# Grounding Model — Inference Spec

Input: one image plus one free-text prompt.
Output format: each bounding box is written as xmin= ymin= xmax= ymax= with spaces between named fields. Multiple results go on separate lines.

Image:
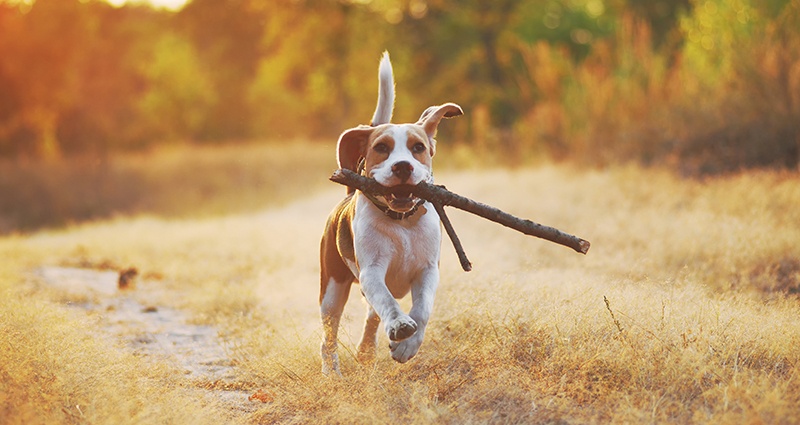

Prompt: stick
xmin=330 ymin=169 xmax=591 ymax=255
xmin=431 ymin=201 xmax=472 ymax=271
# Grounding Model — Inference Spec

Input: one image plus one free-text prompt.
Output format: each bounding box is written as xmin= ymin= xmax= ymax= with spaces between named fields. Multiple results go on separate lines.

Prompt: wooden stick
xmin=431 ymin=200 xmax=472 ymax=271
xmin=330 ymin=169 xmax=591 ymax=255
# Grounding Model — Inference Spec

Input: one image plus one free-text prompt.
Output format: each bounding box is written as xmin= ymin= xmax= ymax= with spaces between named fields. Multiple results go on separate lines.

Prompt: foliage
xmin=672 ymin=0 xmax=800 ymax=173
xmin=138 ymin=32 xmax=216 ymax=140
xmin=0 ymin=0 xmax=798 ymax=171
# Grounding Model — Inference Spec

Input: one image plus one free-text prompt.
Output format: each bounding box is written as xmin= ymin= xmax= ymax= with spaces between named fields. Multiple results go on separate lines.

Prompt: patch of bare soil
xmin=34 ymin=266 xmax=258 ymax=415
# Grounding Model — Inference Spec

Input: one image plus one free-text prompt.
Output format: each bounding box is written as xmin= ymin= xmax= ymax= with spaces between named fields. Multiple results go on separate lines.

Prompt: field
xmin=1 ymin=143 xmax=799 ymax=424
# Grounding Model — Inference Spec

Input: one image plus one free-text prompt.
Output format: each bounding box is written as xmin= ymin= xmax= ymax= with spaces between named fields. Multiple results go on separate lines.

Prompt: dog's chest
xmin=351 ymin=196 xmax=441 ymax=294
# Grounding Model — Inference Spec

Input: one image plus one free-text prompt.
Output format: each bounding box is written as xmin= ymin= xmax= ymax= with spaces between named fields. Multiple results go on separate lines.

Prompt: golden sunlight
xmin=105 ymin=0 xmax=187 ymax=11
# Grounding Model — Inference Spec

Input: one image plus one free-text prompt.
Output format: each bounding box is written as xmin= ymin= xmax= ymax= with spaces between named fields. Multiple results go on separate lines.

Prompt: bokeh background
xmin=2 ymin=0 xmax=798 ymax=166
xmin=1 ymin=0 xmax=799 ymax=231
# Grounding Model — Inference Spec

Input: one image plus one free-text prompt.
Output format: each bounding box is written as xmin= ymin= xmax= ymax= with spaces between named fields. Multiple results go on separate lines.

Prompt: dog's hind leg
xmin=356 ymin=304 xmax=381 ymax=363
xmin=320 ymin=277 xmax=352 ymax=376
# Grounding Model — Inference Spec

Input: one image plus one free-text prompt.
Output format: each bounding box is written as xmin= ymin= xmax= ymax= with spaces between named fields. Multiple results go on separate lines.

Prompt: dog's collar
xmin=362 ymin=192 xmax=426 ymax=220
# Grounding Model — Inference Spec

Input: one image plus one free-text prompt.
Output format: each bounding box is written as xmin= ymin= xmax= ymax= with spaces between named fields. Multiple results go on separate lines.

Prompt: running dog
xmin=319 ymin=52 xmax=462 ymax=375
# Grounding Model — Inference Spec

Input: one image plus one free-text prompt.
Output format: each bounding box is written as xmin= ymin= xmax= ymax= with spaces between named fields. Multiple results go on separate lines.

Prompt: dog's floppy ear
xmin=337 ymin=125 xmax=374 ymax=172
xmin=417 ymin=103 xmax=463 ymax=156
xmin=337 ymin=126 xmax=374 ymax=194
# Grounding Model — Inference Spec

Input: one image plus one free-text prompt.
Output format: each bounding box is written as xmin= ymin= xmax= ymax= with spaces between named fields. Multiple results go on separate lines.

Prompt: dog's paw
xmin=321 ymin=352 xmax=342 ymax=377
xmin=389 ymin=335 xmax=423 ymax=363
xmin=321 ymin=362 xmax=343 ymax=377
xmin=386 ymin=315 xmax=417 ymax=342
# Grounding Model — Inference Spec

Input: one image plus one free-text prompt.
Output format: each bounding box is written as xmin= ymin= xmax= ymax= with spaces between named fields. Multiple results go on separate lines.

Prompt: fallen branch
xmin=431 ymin=201 xmax=472 ymax=271
xmin=330 ymin=169 xmax=591 ymax=258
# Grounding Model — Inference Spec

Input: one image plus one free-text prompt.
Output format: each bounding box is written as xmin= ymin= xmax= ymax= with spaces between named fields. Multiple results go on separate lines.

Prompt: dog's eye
xmin=411 ymin=143 xmax=426 ymax=154
xmin=373 ymin=143 xmax=390 ymax=154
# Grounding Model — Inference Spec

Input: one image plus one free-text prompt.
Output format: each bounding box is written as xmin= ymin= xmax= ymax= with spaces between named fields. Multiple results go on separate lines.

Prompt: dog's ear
xmin=416 ymin=103 xmax=462 ymax=125
xmin=337 ymin=125 xmax=374 ymax=172
xmin=417 ymin=103 xmax=463 ymax=156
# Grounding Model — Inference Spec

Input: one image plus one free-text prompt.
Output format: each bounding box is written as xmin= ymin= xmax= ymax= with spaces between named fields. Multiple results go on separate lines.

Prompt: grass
xmin=0 ymin=141 xmax=334 ymax=233
xmin=1 ymin=144 xmax=799 ymax=423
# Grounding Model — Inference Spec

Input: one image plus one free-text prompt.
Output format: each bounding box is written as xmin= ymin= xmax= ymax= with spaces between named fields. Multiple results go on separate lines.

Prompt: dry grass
xmin=1 ymin=145 xmax=799 ymax=424
xmin=0 ymin=141 xmax=333 ymax=233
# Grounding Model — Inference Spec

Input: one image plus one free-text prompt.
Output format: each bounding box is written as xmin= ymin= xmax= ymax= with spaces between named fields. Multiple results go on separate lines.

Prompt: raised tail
xmin=370 ymin=51 xmax=395 ymax=126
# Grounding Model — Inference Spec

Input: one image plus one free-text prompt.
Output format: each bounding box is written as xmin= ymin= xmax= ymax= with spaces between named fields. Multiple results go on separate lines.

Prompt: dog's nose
xmin=391 ymin=161 xmax=414 ymax=182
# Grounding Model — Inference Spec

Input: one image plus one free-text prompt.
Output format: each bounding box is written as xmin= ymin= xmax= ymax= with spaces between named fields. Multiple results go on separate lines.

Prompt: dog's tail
xmin=370 ymin=51 xmax=394 ymax=126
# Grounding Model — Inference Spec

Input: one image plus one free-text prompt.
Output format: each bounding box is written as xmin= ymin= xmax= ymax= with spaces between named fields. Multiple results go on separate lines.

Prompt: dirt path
xmin=34 ymin=266 xmax=257 ymax=415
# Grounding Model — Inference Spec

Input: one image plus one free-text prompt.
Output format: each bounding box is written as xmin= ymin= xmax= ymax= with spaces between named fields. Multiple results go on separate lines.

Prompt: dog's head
xmin=337 ymin=103 xmax=463 ymax=213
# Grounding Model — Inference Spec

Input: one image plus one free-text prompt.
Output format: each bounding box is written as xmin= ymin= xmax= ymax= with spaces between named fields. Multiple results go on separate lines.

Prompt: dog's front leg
xmin=389 ymin=265 xmax=439 ymax=363
xmin=360 ymin=265 xmax=418 ymax=342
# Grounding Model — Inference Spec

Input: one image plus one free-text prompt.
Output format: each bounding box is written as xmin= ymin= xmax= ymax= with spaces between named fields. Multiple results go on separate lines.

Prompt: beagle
xmin=319 ymin=52 xmax=462 ymax=375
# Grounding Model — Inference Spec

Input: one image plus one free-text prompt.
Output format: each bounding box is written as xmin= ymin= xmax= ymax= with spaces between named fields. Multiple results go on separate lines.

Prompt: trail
xmin=34 ymin=266 xmax=257 ymax=414
xmin=26 ymin=188 xmax=360 ymax=418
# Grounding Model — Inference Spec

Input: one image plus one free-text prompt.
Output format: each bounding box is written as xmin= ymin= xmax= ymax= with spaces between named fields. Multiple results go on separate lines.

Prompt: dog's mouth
xmin=383 ymin=186 xmax=419 ymax=212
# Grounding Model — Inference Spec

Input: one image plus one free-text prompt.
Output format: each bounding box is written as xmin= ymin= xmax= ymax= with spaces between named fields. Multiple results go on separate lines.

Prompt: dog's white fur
xmin=319 ymin=52 xmax=462 ymax=375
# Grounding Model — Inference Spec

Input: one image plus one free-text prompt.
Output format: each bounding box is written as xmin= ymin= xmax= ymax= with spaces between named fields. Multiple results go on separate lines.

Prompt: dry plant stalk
xmin=330 ymin=169 xmax=591 ymax=270
xmin=603 ymin=295 xmax=625 ymax=335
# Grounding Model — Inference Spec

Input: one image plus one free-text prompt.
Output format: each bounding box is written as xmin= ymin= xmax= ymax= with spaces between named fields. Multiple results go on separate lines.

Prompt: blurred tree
xmin=0 ymin=0 xmax=95 ymax=159
xmin=175 ymin=0 xmax=267 ymax=141
xmin=625 ymin=0 xmax=691 ymax=48
xmin=678 ymin=0 xmax=800 ymax=170
xmin=514 ymin=0 xmax=616 ymax=60
xmin=0 ymin=0 xmax=170 ymax=157
xmin=58 ymin=3 xmax=167 ymax=153
xmin=248 ymin=0 xmax=386 ymax=138
xmin=138 ymin=33 xmax=216 ymax=141
xmin=389 ymin=0 xmax=522 ymax=148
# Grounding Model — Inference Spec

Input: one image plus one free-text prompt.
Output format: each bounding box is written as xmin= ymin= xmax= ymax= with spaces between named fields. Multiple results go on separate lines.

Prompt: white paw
xmin=389 ymin=334 xmax=423 ymax=363
xmin=386 ymin=315 xmax=417 ymax=342
xmin=321 ymin=352 xmax=342 ymax=377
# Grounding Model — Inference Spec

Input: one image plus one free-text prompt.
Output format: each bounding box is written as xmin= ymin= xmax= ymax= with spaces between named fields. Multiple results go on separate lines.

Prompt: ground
xmin=1 ymin=151 xmax=799 ymax=424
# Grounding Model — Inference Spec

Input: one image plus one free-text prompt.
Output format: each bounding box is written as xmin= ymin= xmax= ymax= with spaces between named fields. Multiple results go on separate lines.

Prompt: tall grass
xmin=1 ymin=144 xmax=798 ymax=423
xmin=0 ymin=141 xmax=334 ymax=233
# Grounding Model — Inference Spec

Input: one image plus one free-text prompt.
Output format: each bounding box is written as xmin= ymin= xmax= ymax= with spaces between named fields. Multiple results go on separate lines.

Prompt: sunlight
xmin=105 ymin=0 xmax=188 ymax=11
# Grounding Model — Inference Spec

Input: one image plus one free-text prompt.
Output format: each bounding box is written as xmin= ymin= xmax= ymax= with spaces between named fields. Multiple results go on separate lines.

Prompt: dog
xmin=319 ymin=52 xmax=462 ymax=375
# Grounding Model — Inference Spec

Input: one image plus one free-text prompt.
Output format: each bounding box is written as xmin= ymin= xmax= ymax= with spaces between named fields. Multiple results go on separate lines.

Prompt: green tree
xmin=175 ymin=0 xmax=267 ymax=140
xmin=138 ymin=33 xmax=217 ymax=141
xmin=678 ymin=0 xmax=800 ymax=169
xmin=248 ymin=0 xmax=388 ymax=138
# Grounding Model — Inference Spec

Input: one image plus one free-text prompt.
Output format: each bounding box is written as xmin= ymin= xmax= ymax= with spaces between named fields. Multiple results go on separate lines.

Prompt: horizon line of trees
xmin=1 ymin=0 xmax=798 ymax=173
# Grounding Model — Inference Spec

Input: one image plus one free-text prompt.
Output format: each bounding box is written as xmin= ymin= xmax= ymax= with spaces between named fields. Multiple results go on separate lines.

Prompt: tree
xmin=175 ymin=0 xmax=267 ymax=140
xmin=138 ymin=33 xmax=216 ymax=141
xmin=0 ymin=0 xmax=95 ymax=159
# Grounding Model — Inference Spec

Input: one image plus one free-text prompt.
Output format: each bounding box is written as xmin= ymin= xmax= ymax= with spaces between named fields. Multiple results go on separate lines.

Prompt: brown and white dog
xmin=319 ymin=52 xmax=462 ymax=375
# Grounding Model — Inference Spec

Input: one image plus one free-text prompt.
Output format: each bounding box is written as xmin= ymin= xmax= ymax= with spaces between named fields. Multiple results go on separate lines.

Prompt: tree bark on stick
xmin=431 ymin=200 xmax=473 ymax=271
xmin=330 ymin=169 xmax=591 ymax=256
